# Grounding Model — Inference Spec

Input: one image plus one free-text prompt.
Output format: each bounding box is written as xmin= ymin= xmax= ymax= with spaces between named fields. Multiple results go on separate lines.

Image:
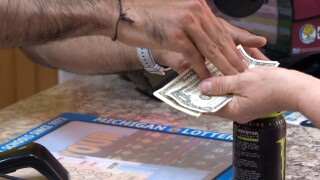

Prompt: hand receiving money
xmin=154 ymin=45 xmax=279 ymax=117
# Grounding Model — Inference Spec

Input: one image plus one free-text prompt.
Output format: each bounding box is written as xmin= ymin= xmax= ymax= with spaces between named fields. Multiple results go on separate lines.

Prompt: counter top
xmin=0 ymin=74 xmax=319 ymax=179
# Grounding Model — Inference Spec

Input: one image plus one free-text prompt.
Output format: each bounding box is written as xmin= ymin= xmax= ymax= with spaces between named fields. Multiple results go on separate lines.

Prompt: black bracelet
xmin=112 ymin=0 xmax=135 ymax=41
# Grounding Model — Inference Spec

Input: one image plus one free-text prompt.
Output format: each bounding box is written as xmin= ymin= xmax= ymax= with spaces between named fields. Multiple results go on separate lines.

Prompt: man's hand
xmin=1 ymin=0 xmax=266 ymax=79
xmin=152 ymin=17 xmax=268 ymax=76
xmin=218 ymin=18 xmax=268 ymax=60
xmin=117 ymin=0 xmax=266 ymax=79
xmin=151 ymin=50 xmax=189 ymax=74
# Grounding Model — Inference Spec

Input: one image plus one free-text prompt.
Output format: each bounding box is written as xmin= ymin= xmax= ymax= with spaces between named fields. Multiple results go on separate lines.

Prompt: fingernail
xmin=199 ymin=81 xmax=212 ymax=93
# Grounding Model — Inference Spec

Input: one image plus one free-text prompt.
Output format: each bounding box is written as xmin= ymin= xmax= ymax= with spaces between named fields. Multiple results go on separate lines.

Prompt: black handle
xmin=0 ymin=142 xmax=69 ymax=180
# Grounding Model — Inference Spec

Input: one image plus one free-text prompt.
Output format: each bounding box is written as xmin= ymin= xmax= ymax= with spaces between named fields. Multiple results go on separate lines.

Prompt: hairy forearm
xmin=0 ymin=0 xmax=117 ymax=48
xmin=21 ymin=36 xmax=143 ymax=74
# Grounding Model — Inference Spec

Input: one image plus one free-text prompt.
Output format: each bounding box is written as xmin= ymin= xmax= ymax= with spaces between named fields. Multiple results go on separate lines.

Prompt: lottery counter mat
xmin=0 ymin=113 xmax=233 ymax=180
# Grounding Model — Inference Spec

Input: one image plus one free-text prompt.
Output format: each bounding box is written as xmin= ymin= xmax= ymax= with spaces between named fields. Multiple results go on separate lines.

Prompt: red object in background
xmin=291 ymin=0 xmax=320 ymax=55
xmin=293 ymin=0 xmax=320 ymax=20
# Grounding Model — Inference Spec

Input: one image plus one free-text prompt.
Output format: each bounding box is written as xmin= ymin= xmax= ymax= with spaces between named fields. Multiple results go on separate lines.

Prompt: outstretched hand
xmin=151 ymin=18 xmax=268 ymax=76
xmin=117 ymin=0 xmax=266 ymax=79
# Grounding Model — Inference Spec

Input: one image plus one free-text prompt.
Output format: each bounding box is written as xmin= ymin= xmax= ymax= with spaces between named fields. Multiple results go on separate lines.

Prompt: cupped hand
xmin=199 ymin=67 xmax=300 ymax=123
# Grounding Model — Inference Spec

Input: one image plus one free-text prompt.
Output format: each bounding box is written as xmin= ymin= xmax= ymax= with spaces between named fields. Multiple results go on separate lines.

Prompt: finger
xmin=212 ymin=107 xmax=252 ymax=124
xmin=199 ymin=76 xmax=238 ymax=96
xmin=169 ymin=59 xmax=190 ymax=73
xmin=162 ymin=52 xmax=190 ymax=73
xmin=200 ymin=3 xmax=247 ymax=73
xmin=202 ymin=22 xmax=247 ymax=73
xmin=210 ymin=104 xmax=235 ymax=120
xmin=178 ymin=65 xmax=190 ymax=74
xmin=218 ymin=18 xmax=267 ymax=48
xmin=203 ymin=23 xmax=247 ymax=73
xmin=244 ymin=47 xmax=270 ymax=61
xmin=180 ymin=38 xmax=211 ymax=79
xmin=207 ymin=99 xmax=253 ymax=124
xmin=160 ymin=51 xmax=184 ymax=65
xmin=185 ymin=22 xmax=238 ymax=75
xmin=220 ymin=36 xmax=249 ymax=72
xmin=236 ymin=34 xmax=267 ymax=48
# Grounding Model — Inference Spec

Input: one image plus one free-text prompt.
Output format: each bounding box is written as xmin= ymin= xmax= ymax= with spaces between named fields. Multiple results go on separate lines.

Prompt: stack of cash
xmin=154 ymin=45 xmax=280 ymax=117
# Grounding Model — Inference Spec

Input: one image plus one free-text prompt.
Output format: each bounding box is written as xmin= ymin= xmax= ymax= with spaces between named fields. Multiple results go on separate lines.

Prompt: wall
xmin=0 ymin=49 xmax=57 ymax=109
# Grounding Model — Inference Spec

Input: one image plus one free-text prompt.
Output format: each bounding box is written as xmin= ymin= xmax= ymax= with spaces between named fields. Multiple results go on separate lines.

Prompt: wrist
xmin=277 ymin=69 xmax=307 ymax=112
xmin=136 ymin=48 xmax=168 ymax=75
xmin=114 ymin=0 xmax=145 ymax=44
xmin=92 ymin=0 xmax=119 ymax=37
xmin=295 ymin=71 xmax=320 ymax=113
xmin=265 ymin=69 xmax=298 ymax=112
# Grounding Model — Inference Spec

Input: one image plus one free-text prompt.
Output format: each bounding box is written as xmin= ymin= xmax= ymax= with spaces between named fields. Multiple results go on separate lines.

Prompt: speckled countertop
xmin=0 ymin=75 xmax=319 ymax=179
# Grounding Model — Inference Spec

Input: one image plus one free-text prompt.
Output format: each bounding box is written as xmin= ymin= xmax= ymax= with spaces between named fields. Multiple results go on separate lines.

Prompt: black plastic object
xmin=214 ymin=0 xmax=267 ymax=18
xmin=120 ymin=70 xmax=179 ymax=99
xmin=0 ymin=142 xmax=69 ymax=180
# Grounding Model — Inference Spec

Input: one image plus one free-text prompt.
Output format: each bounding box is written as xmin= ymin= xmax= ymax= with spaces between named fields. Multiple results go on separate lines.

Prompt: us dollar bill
xmin=165 ymin=61 xmax=232 ymax=114
xmin=153 ymin=70 xmax=202 ymax=117
xmin=237 ymin=45 xmax=280 ymax=68
xmin=154 ymin=45 xmax=280 ymax=117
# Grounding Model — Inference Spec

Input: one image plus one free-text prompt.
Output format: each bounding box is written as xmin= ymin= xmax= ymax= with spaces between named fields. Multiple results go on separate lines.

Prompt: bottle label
xmin=233 ymin=116 xmax=286 ymax=180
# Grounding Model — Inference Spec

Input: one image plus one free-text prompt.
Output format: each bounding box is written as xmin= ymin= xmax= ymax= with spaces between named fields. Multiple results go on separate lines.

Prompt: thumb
xmin=199 ymin=76 xmax=237 ymax=96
